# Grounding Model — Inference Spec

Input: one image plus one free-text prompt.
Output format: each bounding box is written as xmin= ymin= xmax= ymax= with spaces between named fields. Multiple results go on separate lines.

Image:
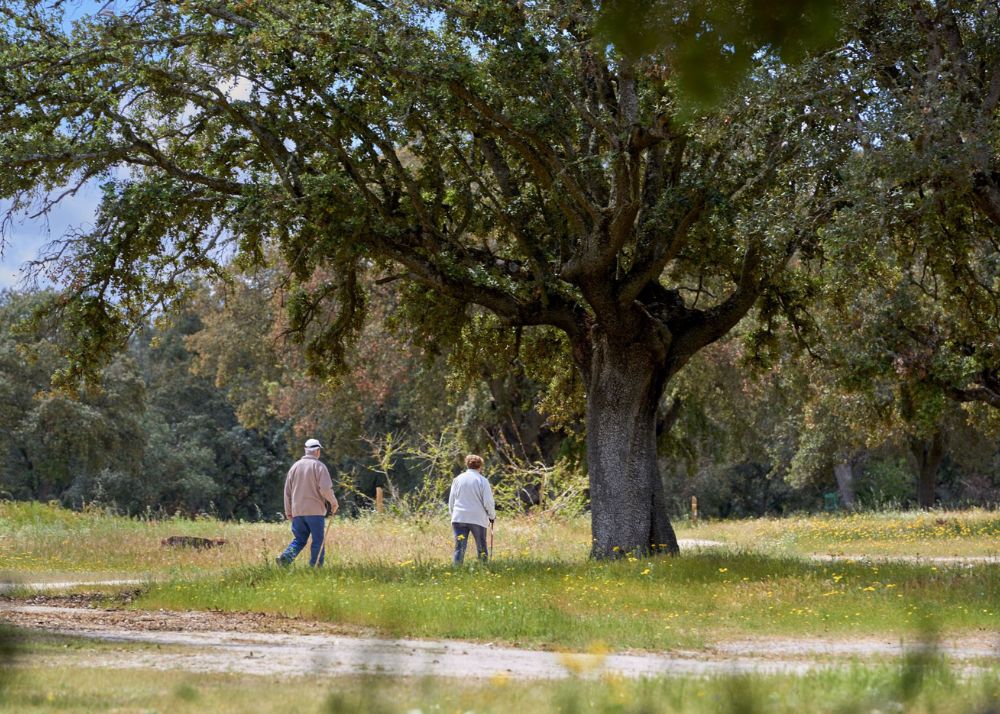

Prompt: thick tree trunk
xmin=912 ymin=430 xmax=944 ymax=509
xmin=833 ymin=461 xmax=856 ymax=511
xmin=586 ymin=337 xmax=679 ymax=558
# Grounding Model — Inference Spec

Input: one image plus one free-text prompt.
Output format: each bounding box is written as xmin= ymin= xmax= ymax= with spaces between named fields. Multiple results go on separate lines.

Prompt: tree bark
xmin=912 ymin=429 xmax=944 ymax=509
xmin=833 ymin=461 xmax=856 ymax=511
xmin=585 ymin=334 xmax=679 ymax=558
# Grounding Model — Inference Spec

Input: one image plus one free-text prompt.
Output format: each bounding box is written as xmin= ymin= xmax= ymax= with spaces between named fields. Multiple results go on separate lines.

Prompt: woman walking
xmin=448 ymin=454 xmax=496 ymax=563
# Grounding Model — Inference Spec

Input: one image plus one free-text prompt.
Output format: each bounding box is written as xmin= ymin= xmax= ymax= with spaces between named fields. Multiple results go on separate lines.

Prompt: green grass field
xmin=3 ymin=502 xmax=998 ymax=648
xmin=688 ymin=509 xmax=1000 ymax=557
xmin=3 ymin=502 xmax=999 ymax=713
xmin=137 ymin=554 xmax=998 ymax=649
xmin=0 ymin=501 xmax=592 ymax=578
xmin=3 ymin=502 xmax=998 ymax=580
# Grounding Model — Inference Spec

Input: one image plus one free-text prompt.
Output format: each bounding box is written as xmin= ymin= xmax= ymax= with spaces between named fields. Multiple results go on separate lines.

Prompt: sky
xmin=0 ymin=187 xmax=101 ymax=289
xmin=0 ymin=0 xmax=111 ymax=289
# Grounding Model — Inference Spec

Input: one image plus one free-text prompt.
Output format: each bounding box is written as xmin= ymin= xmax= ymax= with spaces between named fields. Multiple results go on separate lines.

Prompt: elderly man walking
xmin=448 ymin=454 xmax=496 ymax=563
xmin=277 ymin=438 xmax=339 ymax=567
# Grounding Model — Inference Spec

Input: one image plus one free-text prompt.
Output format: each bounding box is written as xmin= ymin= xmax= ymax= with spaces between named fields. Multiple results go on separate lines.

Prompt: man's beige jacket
xmin=284 ymin=455 xmax=338 ymax=517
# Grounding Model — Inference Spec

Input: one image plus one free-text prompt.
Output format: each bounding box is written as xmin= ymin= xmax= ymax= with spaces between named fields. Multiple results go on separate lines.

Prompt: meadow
xmin=3 ymin=501 xmax=999 ymax=578
xmin=2 ymin=502 xmax=999 ymax=712
xmin=689 ymin=509 xmax=1000 ymax=558
xmin=137 ymin=554 xmax=999 ymax=649
xmin=2 ymin=502 xmax=998 ymax=648
xmin=0 ymin=500 xmax=591 ymax=578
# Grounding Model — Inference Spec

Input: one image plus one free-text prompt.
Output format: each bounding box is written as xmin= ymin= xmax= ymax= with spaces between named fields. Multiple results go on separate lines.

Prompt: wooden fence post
xmin=375 ymin=487 xmax=384 ymax=513
xmin=691 ymin=495 xmax=698 ymax=525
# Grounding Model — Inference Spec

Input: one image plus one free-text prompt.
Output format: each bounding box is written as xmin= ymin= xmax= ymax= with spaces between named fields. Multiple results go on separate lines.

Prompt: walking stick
xmin=319 ymin=515 xmax=333 ymax=565
xmin=489 ymin=521 xmax=494 ymax=561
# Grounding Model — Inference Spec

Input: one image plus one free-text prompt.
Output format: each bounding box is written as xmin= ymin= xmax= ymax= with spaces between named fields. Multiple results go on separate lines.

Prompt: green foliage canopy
xmin=1 ymin=0 xmax=847 ymax=385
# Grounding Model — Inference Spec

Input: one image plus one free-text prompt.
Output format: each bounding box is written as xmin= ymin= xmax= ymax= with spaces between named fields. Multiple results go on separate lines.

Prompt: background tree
xmin=126 ymin=312 xmax=288 ymax=518
xmin=657 ymin=335 xmax=818 ymax=518
xmin=0 ymin=288 xmax=290 ymax=516
xmin=830 ymin=0 xmax=1000 ymax=411
xmin=0 ymin=290 xmax=146 ymax=503
xmin=185 ymin=266 xmax=459 ymax=507
xmin=186 ymin=261 xmax=579 ymax=506
xmin=791 ymin=0 xmax=1000 ymax=505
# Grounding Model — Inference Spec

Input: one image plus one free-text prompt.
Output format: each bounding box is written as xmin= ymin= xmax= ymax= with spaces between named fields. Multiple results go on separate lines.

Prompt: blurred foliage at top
xmin=597 ymin=0 xmax=842 ymax=108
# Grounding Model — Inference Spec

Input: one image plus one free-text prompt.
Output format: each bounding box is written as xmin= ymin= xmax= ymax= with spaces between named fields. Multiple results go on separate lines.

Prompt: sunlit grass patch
xmin=5 ymin=501 xmax=998 ymax=650
xmin=137 ymin=552 xmax=999 ymax=650
xmin=0 ymin=501 xmax=275 ymax=577
xmin=5 ymin=502 xmax=997 ymax=581
xmin=680 ymin=508 xmax=1000 ymax=557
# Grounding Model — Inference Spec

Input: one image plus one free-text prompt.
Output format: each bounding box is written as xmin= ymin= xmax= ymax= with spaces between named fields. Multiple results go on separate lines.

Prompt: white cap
xmin=304 ymin=438 xmax=323 ymax=449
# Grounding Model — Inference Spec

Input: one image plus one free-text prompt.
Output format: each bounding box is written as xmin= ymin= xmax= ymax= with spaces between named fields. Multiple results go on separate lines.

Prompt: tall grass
xmin=0 ymin=501 xmax=591 ymax=576
xmin=0 ymin=501 xmax=275 ymax=576
xmin=7 ymin=502 xmax=998 ymax=580
xmin=5 ymin=501 xmax=998 ymax=648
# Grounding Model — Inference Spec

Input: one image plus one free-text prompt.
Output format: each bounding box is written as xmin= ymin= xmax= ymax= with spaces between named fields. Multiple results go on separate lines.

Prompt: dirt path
xmin=0 ymin=579 xmax=147 ymax=593
xmin=2 ymin=602 xmax=997 ymax=681
xmin=808 ymin=553 xmax=1000 ymax=565
xmin=682 ymin=540 xmax=1000 ymax=565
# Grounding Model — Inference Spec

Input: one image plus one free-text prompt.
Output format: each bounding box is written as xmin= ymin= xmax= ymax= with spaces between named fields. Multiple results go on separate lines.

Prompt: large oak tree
xmin=1 ymin=0 xmax=847 ymax=556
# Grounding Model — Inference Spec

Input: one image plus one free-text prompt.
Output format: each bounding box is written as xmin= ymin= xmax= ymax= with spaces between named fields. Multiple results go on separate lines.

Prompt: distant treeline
xmin=0 ymin=290 xmax=290 ymax=519
xmin=2 ymin=285 xmax=999 ymax=520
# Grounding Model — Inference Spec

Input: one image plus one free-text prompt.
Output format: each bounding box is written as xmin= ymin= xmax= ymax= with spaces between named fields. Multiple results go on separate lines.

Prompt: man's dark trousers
xmin=278 ymin=515 xmax=326 ymax=566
